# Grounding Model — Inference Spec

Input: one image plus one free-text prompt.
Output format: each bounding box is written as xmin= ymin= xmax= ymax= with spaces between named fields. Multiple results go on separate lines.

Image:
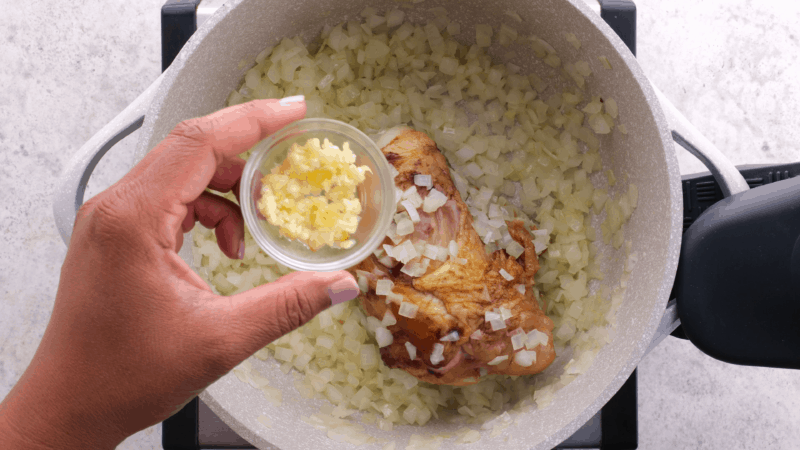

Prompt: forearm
xmin=0 ymin=362 xmax=124 ymax=450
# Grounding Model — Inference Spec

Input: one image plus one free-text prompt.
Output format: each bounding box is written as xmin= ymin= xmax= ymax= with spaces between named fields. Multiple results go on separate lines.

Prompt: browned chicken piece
xmin=351 ymin=128 xmax=555 ymax=386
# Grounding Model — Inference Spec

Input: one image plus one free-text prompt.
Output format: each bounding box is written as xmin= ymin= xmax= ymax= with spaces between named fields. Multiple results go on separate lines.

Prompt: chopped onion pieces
xmin=422 ymin=189 xmax=448 ymax=213
xmin=487 ymin=355 xmax=508 ymax=366
xmin=398 ymin=301 xmax=419 ymax=318
xmin=381 ymin=310 xmax=397 ymax=327
xmin=440 ymin=330 xmax=460 ymax=342
xmin=376 ymin=279 xmax=394 ymax=296
xmin=490 ymin=319 xmax=507 ymax=331
xmin=414 ymin=174 xmax=432 ymax=188
xmin=375 ymin=327 xmax=393 ymax=348
xmin=448 ymin=240 xmax=459 ymax=257
xmin=514 ymin=350 xmax=537 ymax=367
xmin=526 ymin=329 xmax=549 ymax=350
xmin=405 ymin=341 xmax=417 ymax=360
xmin=395 ymin=218 xmax=415 ymax=236
xmin=401 ymin=201 xmax=421 ymax=222
xmin=430 ymin=343 xmax=445 ymax=365
xmin=511 ymin=332 xmax=526 ymax=350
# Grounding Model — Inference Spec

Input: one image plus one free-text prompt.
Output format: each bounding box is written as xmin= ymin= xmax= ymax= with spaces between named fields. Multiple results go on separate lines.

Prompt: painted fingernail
xmin=327 ymin=276 xmax=360 ymax=305
xmin=238 ymin=240 xmax=246 ymax=259
xmin=279 ymin=95 xmax=305 ymax=106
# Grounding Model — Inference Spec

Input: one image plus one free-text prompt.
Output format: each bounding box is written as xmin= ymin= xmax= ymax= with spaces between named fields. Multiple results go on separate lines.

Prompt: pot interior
xmin=136 ymin=0 xmax=680 ymax=448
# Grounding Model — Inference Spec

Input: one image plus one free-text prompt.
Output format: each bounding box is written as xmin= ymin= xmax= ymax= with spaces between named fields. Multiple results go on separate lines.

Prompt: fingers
xmin=181 ymin=192 xmax=245 ymax=260
xmin=129 ymin=97 xmax=306 ymax=210
xmin=214 ymin=271 xmax=360 ymax=359
xmin=207 ymin=157 xmax=245 ymax=205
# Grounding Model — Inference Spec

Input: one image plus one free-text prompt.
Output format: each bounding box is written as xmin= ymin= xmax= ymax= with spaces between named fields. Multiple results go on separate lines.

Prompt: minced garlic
xmin=257 ymin=137 xmax=370 ymax=250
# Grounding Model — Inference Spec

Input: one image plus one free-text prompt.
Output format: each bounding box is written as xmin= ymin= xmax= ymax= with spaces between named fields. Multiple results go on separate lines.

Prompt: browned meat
xmin=351 ymin=129 xmax=555 ymax=386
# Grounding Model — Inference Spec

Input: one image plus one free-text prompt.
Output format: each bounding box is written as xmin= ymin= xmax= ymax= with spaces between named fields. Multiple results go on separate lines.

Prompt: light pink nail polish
xmin=238 ymin=240 xmax=246 ymax=259
xmin=279 ymin=95 xmax=305 ymax=106
xmin=327 ymin=277 xmax=359 ymax=305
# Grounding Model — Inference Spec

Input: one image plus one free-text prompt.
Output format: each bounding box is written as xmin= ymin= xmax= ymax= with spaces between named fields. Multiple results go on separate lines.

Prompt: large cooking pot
xmin=53 ymin=0 xmax=752 ymax=448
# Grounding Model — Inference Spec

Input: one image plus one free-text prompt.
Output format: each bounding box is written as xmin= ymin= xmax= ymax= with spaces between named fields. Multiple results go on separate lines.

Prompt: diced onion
xmin=422 ymin=189 xmax=448 ymax=213
xmin=402 ymin=188 xmax=424 ymax=208
xmin=386 ymin=291 xmax=404 ymax=304
xmin=458 ymin=405 xmax=476 ymax=417
xmin=487 ymin=355 xmax=508 ymax=366
xmin=423 ymin=244 xmax=442 ymax=260
xmin=526 ymin=329 xmax=549 ymax=350
xmin=499 ymin=307 xmax=513 ymax=320
xmin=366 ymin=316 xmax=382 ymax=333
xmin=398 ymin=301 xmax=419 ymax=318
xmin=400 ymin=258 xmax=429 ymax=277
xmin=499 ymin=269 xmax=514 ymax=281
xmin=414 ymin=174 xmax=432 ymax=188
xmin=448 ymin=240 xmax=459 ymax=257
xmin=511 ymin=331 xmax=526 ymax=350
xmin=455 ymin=146 xmax=476 ymax=162
xmin=514 ymin=350 xmax=537 ymax=367
xmin=317 ymin=335 xmax=335 ymax=349
xmin=381 ymin=310 xmax=397 ymax=327
xmin=317 ymin=310 xmax=333 ymax=329
xmin=440 ymin=330 xmax=460 ymax=342
xmin=505 ymin=241 xmax=525 ymax=258
xmin=378 ymin=255 xmax=396 ymax=268
xmin=485 ymin=311 xmax=501 ymax=322
xmin=430 ymin=343 xmax=445 ymax=365
xmin=490 ymin=319 xmax=507 ymax=331
xmin=376 ymin=279 xmax=394 ymax=296
xmin=392 ymin=240 xmax=418 ymax=264
xmin=394 ymin=211 xmax=410 ymax=223
xmin=433 ymin=246 xmax=447 ymax=261
xmin=396 ymin=218 xmax=415 ymax=236
xmin=401 ymin=201 xmax=421 ymax=222
xmin=375 ymin=327 xmax=393 ymax=348
xmin=357 ymin=273 xmax=368 ymax=293
xmin=361 ymin=345 xmax=378 ymax=369
xmin=395 ymin=186 xmax=404 ymax=206
xmin=405 ymin=341 xmax=417 ymax=360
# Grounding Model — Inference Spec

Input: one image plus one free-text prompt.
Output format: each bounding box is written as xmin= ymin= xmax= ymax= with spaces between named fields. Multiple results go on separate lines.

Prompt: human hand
xmin=0 ymin=97 xmax=360 ymax=449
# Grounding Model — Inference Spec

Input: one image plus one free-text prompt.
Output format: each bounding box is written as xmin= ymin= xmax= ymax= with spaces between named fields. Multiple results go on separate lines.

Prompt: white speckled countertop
xmin=1 ymin=0 xmax=798 ymax=448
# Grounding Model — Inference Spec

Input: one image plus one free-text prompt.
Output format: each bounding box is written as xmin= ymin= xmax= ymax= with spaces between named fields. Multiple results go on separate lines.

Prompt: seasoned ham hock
xmin=351 ymin=128 xmax=555 ymax=386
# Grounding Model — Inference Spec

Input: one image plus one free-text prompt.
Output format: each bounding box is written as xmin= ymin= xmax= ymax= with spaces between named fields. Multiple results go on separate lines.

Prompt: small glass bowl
xmin=240 ymin=118 xmax=395 ymax=272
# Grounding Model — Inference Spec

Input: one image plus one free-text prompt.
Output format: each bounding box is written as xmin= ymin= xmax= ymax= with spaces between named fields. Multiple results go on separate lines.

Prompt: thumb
xmin=218 ymin=271 xmax=360 ymax=357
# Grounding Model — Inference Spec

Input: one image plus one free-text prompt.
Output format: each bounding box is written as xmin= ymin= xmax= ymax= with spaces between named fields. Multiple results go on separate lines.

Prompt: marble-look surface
xmin=1 ymin=0 xmax=798 ymax=449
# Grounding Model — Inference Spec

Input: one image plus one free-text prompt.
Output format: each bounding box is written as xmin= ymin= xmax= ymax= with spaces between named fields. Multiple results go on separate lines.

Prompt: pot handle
xmin=52 ymin=72 xmax=166 ymax=246
xmin=652 ymin=84 xmax=750 ymax=197
xmin=643 ymin=86 xmax=750 ymax=356
xmin=645 ymin=299 xmax=680 ymax=356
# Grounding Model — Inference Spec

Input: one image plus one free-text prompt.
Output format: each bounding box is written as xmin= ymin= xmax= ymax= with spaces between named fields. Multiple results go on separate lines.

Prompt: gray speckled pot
xmin=134 ymin=0 xmax=681 ymax=448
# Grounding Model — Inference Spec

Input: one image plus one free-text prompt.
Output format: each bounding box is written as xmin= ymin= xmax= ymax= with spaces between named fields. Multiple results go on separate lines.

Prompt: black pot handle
xmin=675 ymin=163 xmax=800 ymax=369
xmin=162 ymin=0 xmax=203 ymax=72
